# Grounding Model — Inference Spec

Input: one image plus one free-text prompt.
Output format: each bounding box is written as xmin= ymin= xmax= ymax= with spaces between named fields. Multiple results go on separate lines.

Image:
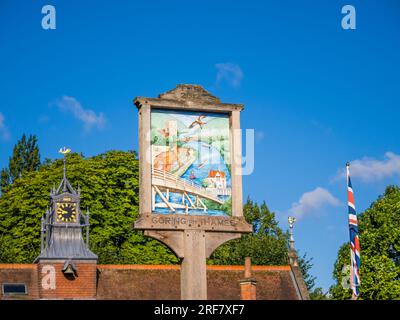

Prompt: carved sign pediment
xmin=158 ymin=84 xmax=221 ymax=104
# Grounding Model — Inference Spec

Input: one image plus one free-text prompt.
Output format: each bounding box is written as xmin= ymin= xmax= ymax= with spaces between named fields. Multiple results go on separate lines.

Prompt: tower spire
xmin=288 ymin=216 xmax=296 ymax=251
xmin=56 ymin=147 xmax=76 ymax=195
xmin=59 ymin=147 xmax=71 ymax=191
xmin=63 ymin=156 xmax=67 ymax=192
xmin=288 ymin=216 xmax=298 ymax=266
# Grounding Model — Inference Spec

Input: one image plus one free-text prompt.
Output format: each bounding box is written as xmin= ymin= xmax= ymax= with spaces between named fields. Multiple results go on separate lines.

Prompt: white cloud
xmin=0 ymin=112 xmax=11 ymax=141
xmin=55 ymin=96 xmax=106 ymax=131
xmin=215 ymin=63 xmax=243 ymax=88
xmin=335 ymin=152 xmax=400 ymax=182
xmin=288 ymin=187 xmax=340 ymax=219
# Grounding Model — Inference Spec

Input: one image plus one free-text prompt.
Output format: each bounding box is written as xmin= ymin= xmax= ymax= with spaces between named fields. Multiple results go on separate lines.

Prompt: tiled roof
xmin=208 ymin=170 xmax=226 ymax=178
xmin=95 ymin=265 xmax=301 ymax=300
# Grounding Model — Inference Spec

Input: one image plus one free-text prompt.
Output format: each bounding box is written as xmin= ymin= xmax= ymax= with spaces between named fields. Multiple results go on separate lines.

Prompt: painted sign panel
xmin=151 ymin=109 xmax=232 ymax=216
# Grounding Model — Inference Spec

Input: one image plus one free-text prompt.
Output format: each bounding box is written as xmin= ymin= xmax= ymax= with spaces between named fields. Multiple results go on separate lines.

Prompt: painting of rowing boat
xmin=151 ymin=109 xmax=232 ymax=216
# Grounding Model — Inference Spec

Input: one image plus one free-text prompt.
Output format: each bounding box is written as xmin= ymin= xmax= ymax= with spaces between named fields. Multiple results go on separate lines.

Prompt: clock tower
xmin=35 ymin=148 xmax=98 ymax=299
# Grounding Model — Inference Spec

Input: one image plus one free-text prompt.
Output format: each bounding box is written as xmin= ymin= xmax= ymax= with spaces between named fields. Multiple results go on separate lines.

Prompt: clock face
xmin=56 ymin=203 xmax=77 ymax=222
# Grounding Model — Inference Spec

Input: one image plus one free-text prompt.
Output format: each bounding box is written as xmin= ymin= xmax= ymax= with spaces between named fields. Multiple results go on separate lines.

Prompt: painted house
xmin=206 ymin=170 xmax=227 ymax=189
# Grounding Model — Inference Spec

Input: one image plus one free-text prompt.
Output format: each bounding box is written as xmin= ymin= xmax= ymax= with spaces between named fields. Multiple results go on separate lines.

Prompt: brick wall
xmin=0 ymin=264 xmax=39 ymax=300
xmin=38 ymin=262 xmax=97 ymax=299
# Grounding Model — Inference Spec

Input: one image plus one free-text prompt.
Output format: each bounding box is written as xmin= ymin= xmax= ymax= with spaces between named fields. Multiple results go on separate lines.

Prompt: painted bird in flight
xmin=189 ymin=115 xmax=207 ymax=129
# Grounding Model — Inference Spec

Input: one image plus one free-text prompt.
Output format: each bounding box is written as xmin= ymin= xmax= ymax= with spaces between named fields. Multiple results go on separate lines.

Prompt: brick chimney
xmin=239 ymin=257 xmax=257 ymax=300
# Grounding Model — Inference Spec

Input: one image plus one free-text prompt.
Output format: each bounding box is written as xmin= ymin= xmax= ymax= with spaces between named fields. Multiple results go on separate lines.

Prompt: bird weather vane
xmin=59 ymin=147 xmax=71 ymax=156
xmin=288 ymin=216 xmax=296 ymax=228
xmin=59 ymin=147 xmax=71 ymax=183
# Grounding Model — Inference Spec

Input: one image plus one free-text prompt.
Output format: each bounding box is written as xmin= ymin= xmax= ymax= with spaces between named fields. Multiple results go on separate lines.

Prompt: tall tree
xmin=330 ymin=186 xmax=400 ymax=299
xmin=0 ymin=134 xmax=40 ymax=194
xmin=8 ymin=134 xmax=41 ymax=181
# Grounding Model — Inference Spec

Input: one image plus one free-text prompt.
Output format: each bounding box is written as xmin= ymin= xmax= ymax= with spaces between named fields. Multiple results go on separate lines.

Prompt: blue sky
xmin=1 ymin=0 xmax=399 ymax=291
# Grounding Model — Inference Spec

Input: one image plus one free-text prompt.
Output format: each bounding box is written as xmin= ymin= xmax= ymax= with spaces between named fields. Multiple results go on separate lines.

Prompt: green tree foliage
xmin=298 ymin=253 xmax=316 ymax=291
xmin=330 ymin=186 xmax=400 ymax=300
xmin=1 ymin=134 xmax=40 ymax=194
xmin=309 ymin=287 xmax=329 ymax=300
xmin=0 ymin=151 xmax=178 ymax=264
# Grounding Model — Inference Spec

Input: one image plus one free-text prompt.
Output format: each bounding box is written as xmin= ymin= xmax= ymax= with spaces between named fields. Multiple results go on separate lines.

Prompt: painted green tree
xmin=329 ymin=186 xmax=400 ymax=299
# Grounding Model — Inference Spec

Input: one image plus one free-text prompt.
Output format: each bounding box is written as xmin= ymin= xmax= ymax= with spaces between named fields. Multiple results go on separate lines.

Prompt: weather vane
xmin=59 ymin=147 xmax=71 ymax=188
xmin=288 ymin=216 xmax=296 ymax=228
xmin=288 ymin=216 xmax=296 ymax=252
xmin=59 ymin=147 xmax=71 ymax=156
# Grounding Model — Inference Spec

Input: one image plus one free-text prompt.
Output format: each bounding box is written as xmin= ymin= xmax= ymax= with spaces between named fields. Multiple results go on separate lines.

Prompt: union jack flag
xmin=346 ymin=162 xmax=361 ymax=299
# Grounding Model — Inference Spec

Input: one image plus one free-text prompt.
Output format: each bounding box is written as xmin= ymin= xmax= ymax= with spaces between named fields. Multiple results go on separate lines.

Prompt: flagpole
xmin=346 ymin=162 xmax=354 ymax=299
xmin=346 ymin=162 xmax=360 ymax=300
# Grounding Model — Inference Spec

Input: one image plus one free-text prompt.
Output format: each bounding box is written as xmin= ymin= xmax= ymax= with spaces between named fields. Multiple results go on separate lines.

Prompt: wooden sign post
xmin=133 ymin=84 xmax=252 ymax=300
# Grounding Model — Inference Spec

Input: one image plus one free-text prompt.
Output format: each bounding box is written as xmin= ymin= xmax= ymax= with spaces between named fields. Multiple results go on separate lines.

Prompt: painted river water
xmin=154 ymin=140 xmax=232 ymax=216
